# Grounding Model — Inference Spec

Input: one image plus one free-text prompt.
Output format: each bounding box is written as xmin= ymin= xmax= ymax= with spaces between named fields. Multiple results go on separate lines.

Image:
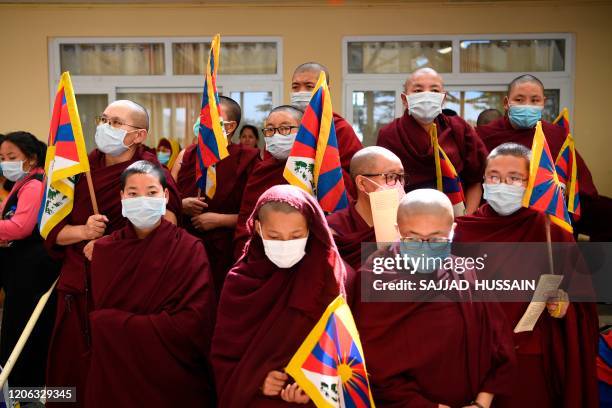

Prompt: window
xmin=49 ymin=37 xmax=283 ymax=150
xmin=343 ymin=34 xmax=573 ymax=143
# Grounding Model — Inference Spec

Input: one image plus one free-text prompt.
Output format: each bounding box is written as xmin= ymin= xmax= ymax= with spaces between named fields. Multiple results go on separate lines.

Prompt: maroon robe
xmin=212 ymin=185 xmax=348 ymax=407
xmin=85 ymin=219 xmax=215 ymax=407
xmin=477 ymin=117 xmax=611 ymax=241
xmin=326 ymin=200 xmax=375 ymax=272
xmin=377 ymin=111 xmax=488 ymax=191
xmin=354 ymin=245 xmax=517 ymax=407
xmin=334 ymin=112 xmax=363 ymax=198
xmin=455 ymin=204 xmax=599 ymax=408
xmin=176 ymin=142 xmax=260 ymax=296
xmin=44 ymin=146 xmax=182 ymax=408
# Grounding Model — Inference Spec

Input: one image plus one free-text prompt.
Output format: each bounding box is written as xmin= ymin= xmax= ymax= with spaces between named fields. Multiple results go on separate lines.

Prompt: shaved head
xmin=507 ymin=74 xmax=544 ymax=95
xmin=268 ymin=105 xmax=304 ymax=124
xmin=350 ymin=146 xmax=403 ymax=179
xmin=292 ymin=62 xmax=330 ymax=85
xmin=397 ymin=189 xmax=454 ymax=226
xmin=108 ymin=100 xmax=149 ymax=130
xmin=477 ymin=108 xmax=503 ymax=127
xmin=219 ymin=95 xmax=242 ymax=125
xmin=404 ymin=67 xmax=444 ymax=93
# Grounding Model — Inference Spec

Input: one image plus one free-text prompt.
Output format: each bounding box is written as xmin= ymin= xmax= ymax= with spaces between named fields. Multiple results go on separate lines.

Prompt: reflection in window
xmin=75 ymin=94 xmax=108 ymax=152
xmin=444 ymin=89 xmax=560 ymax=126
xmin=60 ymin=43 xmax=165 ymax=75
xmin=173 ymin=42 xmax=277 ymax=75
xmin=229 ymin=91 xmax=272 ymax=147
xmin=348 ymin=41 xmax=452 ymax=74
xmin=460 ymin=39 xmax=565 ymax=72
xmin=117 ymin=92 xmax=201 ymax=148
xmin=351 ymin=91 xmax=395 ymax=146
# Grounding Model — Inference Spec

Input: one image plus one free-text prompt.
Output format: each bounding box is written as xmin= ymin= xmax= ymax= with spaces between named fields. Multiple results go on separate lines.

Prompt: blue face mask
xmin=508 ymin=105 xmax=543 ymax=129
xmin=399 ymin=241 xmax=451 ymax=274
xmin=157 ymin=151 xmax=170 ymax=165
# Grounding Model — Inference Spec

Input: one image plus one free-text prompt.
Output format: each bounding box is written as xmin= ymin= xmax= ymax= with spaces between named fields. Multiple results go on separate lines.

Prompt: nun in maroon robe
xmin=176 ymin=142 xmax=260 ymax=296
xmin=377 ymin=111 xmax=488 ymax=192
xmin=455 ymin=204 xmax=599 ymax=408
xmin=212 ymin=185 xmax=348 ymax=407
xmin=85 ymin=218 xmax=215 ymax=407
xmin=477 ymin=116 xmax=611 ymax=241
xmin=354 ymin=242 xmax=517 ymax=408
xmin=326 ymin=200 xmax=375 ymax=272
xmin=44 ymin=146 xmax=181 ymax=407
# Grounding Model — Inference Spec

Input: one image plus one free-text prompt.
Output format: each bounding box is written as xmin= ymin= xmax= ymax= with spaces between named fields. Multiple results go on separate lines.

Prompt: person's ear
xmin=134 ymin=129 xmax=147 ymax=144
xmin=355 ymin=175 xmax=368 ymax=195
xmin=226 ymin=121 xmax=238 ymax=135
xmin=503 ymin=96 xmax=510 ymax=112
xmin=164 ymin=188 xmax=169 ymax=203
xmin=400 ymin=93 xmax=409 ymax=110
xmin=254 ymin=220 xmax=262 ymax=237
xmin=120 ymin=190 xmax=125 ymax=200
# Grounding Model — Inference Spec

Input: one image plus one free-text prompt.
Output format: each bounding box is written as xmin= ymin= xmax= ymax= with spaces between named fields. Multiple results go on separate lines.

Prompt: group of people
xmin=0 ymin=61 xmax=608 ymax=407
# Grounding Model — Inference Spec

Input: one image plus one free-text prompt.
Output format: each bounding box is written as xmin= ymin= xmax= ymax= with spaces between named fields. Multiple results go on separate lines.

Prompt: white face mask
xmin=364 ymin=177 xmax=405 ymax=202
xmin=0 ymin=160 xmax=27 ymax=182
xmin=121 ymin=196 xmax=166 ymax=229
xmin=95 ymin=123 xmax=132 ymax=157
xmin=265 ymin=132 xmax=297 ymax=160
xmin=290 ymin=91 xmax=312 ymax=110
xmin=405 ymin=91 xmax=445 ymax=124
xmin=483 ymin=183 xmax=526 ymax=216
xmin=259 ymin=225 xmax=308 ymax=268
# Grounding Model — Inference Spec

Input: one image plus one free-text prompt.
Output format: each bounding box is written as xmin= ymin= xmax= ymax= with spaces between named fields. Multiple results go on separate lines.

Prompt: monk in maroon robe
xmin=476 ymin=73 xmax=610 ymax=241
xmin=44 ymin=101 xmax=182 ymax=407
xmin=290 ymin=61 xmax=363 ymax=197
xmin=327 ymin=146 xmax=404 ymax=272
xmin=454 ymin=143 xmax=599 ymax=407
xmin=85 ymin=161 xmax=215 ymax=407
xmin=212 ymin=185 xmax=348 ymax=407
xmin=377 ymin=68 xmax=488 ymax=214
xmin=172 ymin=96 xmax=260 ymax=296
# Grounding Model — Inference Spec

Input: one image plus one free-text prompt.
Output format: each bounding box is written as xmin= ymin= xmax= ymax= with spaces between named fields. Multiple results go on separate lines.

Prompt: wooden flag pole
xmin=0 ymin=278 xmax=58 ymax=389
xmin=545 ymin=215 xmax=555 ymax=275
xmin=85 ymin=171 xmax=99 ymax=215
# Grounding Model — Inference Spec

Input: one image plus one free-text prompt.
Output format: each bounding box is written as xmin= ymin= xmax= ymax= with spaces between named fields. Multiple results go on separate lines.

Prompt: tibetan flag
xmin=286 ymin=296 xmax=375 ymax=408
xmin=283 ymin=72 xmax=348 ymax=213
xmin=430 ymin=124 xmax=465 ymax=216
xmin=195 ymin=34 xmax=228 ymax=198
xmin=38 ymin=72 xmax=90 ymax=239
xmin=553 ymin=108 xmax=581 ymax=217
xmin=522 ymin=121 xmax=573 ymax=233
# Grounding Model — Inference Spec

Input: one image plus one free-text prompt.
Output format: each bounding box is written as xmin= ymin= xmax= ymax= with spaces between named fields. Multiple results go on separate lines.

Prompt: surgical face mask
xmin=483 ymin=183 xmax=526 ymax=216
xmin=0 ymin=160 xmax=27 ymax=182
xmin=400 ymin=240 xmax=451 ymax=274
xmin=259 ymin=225 xmax=308 ymax=268
xmin=193 ymin=120 xmax=229 ymax=140
xmin=121 ymin=196 xmax=166 ymax=229
xmin=157 ymin=151 xmax=171 ymax=165
xmin=507 ymin=105 xmax=543 ymax=129
xmin=364 ymin=177 xmax=405 ymax=201
xmin=95 ymin=123 xmax=131 ymax=156
xmin=265 ymin=132 xmax=297 ymax=160
xmin=405 ymin=91 xmax=445 ymax=124
xmin=291 ymin=91 xmax=312 ymax=110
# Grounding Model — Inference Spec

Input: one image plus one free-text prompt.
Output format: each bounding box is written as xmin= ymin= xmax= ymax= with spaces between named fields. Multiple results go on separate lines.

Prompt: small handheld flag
xmin=553 ymin=108 xmax=580 ymax=217
xmin=38 ymin=72 xmax=91 ymax=239
xmin=522 ymin=121 xmax=573 ymax=233
xmin=195 ymin=34 xmax=228 ymax=199
xmin=430 ymin=124 xmax=465 ymax=216
xmin=283 ymin=72 xmax=348 ymax=213
xmin=285 ymin=296 xmax=375 ymax=408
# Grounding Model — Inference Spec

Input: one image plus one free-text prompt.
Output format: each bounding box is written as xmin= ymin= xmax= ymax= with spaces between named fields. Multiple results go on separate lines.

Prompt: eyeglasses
xmin=484 ymin=174 xmax=527 ymax=187
xmin=400 ymin=236 xmax=451 ymax=248
xmin=261 ymin=126 xmax=300 ymax=137
xmin=361 ymin=173 xmax=407 ymax=187
xmin=95 ymin=116 xmax=141 ymax=129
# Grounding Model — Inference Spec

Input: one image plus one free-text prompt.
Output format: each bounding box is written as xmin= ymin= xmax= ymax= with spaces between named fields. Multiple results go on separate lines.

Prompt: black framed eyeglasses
xmin=362 ymin=172 xmax=407 ymax=187
xmin=95 ymin=115 xmax=141 ymax=129
xmin=261 ymin=126 xmax=300 ymax=137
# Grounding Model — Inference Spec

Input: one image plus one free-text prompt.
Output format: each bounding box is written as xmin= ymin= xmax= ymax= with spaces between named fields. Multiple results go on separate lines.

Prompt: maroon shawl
xmin=177 ymin=142 xmax=260 ymax=295
xmin=86 ymin=219 xmax=215 ymax=407
xmin=326 ymin=200 xmax=375 ymax=272
xmin=44 ymin=146 xmax=182 ymax=407
xmin=455 ymin=204 xmax=599 ymax=408
xmin=354 ymin=245 xmax=516 ymax=407
xmin=212 ymin=185 xmax=347 ymax=408
xmin=377 ymin=111 xmax=488 ymax=189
